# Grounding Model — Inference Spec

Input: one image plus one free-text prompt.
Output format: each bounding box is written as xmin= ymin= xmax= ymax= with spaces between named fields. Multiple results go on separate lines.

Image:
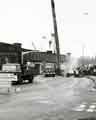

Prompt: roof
xmin=0 ymin=42 xmax=33 ymax=52
xmin=22 ymin=48 xmax=33 ymax=52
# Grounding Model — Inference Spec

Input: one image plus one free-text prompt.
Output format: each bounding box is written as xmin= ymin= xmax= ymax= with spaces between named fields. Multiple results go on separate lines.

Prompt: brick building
xmin=0 ymin=42 xmax=31 ymax=69
xmin=23 ymin=51 xmax=66 ymax=74
xmin=0 ymin=42 xmax=67 ymax=75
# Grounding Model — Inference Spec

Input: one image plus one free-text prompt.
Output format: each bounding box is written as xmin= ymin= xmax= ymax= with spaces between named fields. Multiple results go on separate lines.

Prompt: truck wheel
xmin=17 ymin=75 xmax=23 ymax=84
xmin=52 ymin=74 xmax=55 ymax=77
xmin=12 ymin=81 xmax=16 ymax=85
xmin=29 ymin=79 xmax=33 ymax=83
xmin=45 ymin=75 xmax=48 ymax=77
xmin=28 ymin=76 xmax=33 ymax=83
xmin=17 ymin=80 xmax=23 ymax=84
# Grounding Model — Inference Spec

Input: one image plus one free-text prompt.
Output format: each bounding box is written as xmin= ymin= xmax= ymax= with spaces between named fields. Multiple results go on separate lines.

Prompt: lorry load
xmin=1 ymin=63 xmax=34 ymax=84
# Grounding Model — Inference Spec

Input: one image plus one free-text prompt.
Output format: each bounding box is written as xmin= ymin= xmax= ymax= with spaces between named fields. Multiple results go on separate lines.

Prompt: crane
xmin=32 ymin=41 xmax=37 ymax=50
xmin=51 ymin=0 xmax=61 ymax=75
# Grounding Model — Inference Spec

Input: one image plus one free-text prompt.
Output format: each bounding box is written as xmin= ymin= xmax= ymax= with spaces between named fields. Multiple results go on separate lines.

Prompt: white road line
xmin=72 ymin=102 xmax=87 ymax=112
xmin=31 ymin=96 xmax=48 ymax=100
xmin=72 ymin=104 xmax=86 ymax=111
xmin=73 ymin=108 xmax=85 ymax=111
xmin=79 ymin=104 xmax=86 ymax=108
xmin=86 ymin=105 xmax=96 ymax=112
xmin=31 ymin=96 xmax=55 ymax=105
xmin=72 ymin=102 xmax=96 ymax=112
xmin=86 ymin=109 xmax=94 ymax=112
xmin=89 ymin=105 xmax=96 ymax=109
xmin=38 ymin=100 xmax=54 ymax=104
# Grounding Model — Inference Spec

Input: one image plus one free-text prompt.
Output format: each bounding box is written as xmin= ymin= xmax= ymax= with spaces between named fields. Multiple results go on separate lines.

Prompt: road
xmin=0 ymin=75 xmax=95 ymax=120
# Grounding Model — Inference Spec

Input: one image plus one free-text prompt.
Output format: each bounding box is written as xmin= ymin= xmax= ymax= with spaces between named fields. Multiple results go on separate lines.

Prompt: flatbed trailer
xmin=2 ymin=63 xmax=34 ymax=84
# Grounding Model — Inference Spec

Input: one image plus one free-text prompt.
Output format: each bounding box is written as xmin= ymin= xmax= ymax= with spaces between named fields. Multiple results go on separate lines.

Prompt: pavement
xmin=0 ymin=75 xmax=95 ymax=120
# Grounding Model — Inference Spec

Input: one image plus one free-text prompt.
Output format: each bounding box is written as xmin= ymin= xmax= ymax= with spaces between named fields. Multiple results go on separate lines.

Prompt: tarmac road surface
xmin=0 ymin=75 xmax=95 ymax=120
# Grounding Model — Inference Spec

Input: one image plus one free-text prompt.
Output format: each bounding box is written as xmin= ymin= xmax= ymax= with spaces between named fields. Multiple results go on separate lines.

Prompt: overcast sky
xmin=0 ymin=0 xmax=96 ymax=57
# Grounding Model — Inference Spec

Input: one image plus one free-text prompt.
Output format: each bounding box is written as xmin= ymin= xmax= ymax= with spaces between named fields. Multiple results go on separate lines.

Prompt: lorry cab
xmin=44 ymin=63 xmax=56 ymax=77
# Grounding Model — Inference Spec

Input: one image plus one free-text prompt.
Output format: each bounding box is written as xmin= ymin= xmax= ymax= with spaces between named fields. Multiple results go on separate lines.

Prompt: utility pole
xmin=51 ymin=0 xmax=61 ymax=75
xmin=82 ymin=44 xmax=85 ymax=57
xmin=82 ymin=44 xmax=85 ymax=65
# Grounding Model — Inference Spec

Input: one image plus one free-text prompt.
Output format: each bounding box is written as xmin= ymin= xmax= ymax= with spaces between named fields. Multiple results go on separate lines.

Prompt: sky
xmin=0 ymin=0 xmax=96 ymax=57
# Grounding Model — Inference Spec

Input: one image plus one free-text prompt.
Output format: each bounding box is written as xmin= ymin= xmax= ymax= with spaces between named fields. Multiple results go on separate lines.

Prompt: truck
xmin=44 ymin=63 xmax=56 ymax=77
xmin=1 ymin=63 xmax=34 ymax=84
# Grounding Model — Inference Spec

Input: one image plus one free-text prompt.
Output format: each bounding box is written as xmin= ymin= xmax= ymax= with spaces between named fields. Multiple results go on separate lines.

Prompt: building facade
xmin=0 ymin=42 xmax=31 ymax=70
xmin=0 ymin=42 xmax=67 ymax=75
xmin=23 ymin=51 xmax=66 ymax=74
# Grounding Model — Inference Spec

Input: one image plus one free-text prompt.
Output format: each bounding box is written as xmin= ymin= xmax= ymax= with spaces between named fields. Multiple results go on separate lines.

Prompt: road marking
xmin=72 ymin=102 xmax=87 ymax=111
xmin=86 ymin=109 xmax=94 ymax=112
xmin=31 ymin=96 xmax=48 ymax=100
xmin=79 ymin=104 xmax=86 ymax=108
xmin=75 ymin=104 xmax=86 ymax=111
xmin=89 ymin=105 xmax=96 ymax=109
xmin=72 ymin=102 xmax=96 ymax=112
xmin=31 ymin=96 xmax=55 ymax=105
xmin=38 ymin=100 xmax=54 ymax=104
xmin=73 ymin=108 xmax=85 ymax=111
